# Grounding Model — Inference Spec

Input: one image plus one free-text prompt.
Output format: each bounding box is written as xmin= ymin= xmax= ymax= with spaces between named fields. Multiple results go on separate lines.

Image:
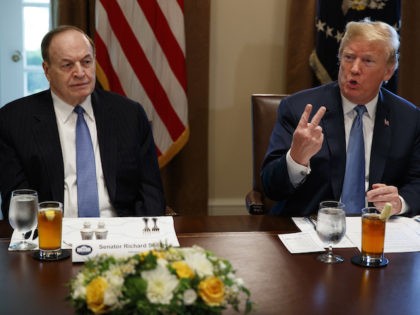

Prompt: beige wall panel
xmin=208 ymin=0 xmax=289 ymax=214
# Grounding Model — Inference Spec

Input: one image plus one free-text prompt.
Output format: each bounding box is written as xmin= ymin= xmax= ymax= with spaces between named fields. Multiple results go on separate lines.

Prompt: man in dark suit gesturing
xmin=262 ymin=19 xmax=420 ymax=217
xmin=0 ymin=26 xmax=165 ymax=219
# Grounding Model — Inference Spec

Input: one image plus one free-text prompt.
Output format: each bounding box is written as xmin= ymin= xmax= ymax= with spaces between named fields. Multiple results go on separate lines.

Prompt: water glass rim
xmin=11 ymin=189 xmax=38 ymax=196
xmin=319 ymin=200 xmax=345 ymax=209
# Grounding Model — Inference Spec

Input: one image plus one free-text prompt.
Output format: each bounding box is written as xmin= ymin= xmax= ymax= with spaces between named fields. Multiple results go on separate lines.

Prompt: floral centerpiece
xmin=69 ymin=245 xmax=253 ymax=314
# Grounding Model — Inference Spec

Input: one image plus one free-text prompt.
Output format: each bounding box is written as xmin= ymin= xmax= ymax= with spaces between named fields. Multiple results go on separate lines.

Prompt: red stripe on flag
xmin=137 ymin=0 xmax=187 ymax=92
xmin=100 ymin=0 xmax=185 ymax=140
xmin=156 ymin=146 xmax=162 ymax=157
xmin=177 ymin=0 xmax=184 ymax=11
xmin=95 ymin=33 xmax=126 ymax=95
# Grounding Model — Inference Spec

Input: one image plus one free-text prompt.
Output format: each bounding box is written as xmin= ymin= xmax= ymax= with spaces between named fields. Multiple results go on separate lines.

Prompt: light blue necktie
xmin=74 ymin=106 xmax=100 ymax=217
xmin=341 ymin=105 xmax=367 ymax=215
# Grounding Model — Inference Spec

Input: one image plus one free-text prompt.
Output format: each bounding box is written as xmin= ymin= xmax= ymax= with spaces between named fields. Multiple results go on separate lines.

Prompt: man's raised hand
xmin=290 ymin=104 xmax=326 ymax=166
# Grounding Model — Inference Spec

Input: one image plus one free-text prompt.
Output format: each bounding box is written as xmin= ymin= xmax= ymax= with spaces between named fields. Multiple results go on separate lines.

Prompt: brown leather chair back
xmin=246 ymin=94 xmax=287 ymax=214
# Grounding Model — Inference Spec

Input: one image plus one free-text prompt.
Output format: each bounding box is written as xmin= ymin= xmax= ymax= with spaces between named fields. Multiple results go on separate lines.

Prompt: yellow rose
xmin=86 ymin=277 xmax=108 ymax=314
xmin=139 ymin=250 xmax=165 ymax=260
xmin=172 ymin=261 xmax=195 ymax=279
xmin=152 ymin=250 xmax=166 ymax=259
xmin=198 ymin=276 xmax=225 ymax=306
xmin=139 ymin=250 xmax=151 ymax=260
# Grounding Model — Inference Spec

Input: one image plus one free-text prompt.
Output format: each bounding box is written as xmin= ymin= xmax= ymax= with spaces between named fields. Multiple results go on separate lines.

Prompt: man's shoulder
xmin=0 ymin=90 xmax=51 ymax=116
xmin=93 ymin=88 xmax=137 ymax=105
xmin=91 ymin=88 xmax=148 ymax=121
xmin=281 ymin=82 xmax=340 ymax=112
xmin=380 ymin=87 xmax=417 ymax=110
xmin=288 ymin=82 xmax=339 ymax=100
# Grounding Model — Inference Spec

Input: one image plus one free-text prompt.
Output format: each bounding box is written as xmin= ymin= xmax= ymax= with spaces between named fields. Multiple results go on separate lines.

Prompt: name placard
xmin=62 ymin=217 xmax=179 ymax=262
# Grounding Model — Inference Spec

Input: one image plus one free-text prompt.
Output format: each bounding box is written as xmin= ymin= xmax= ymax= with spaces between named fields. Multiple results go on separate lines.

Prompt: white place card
xmin=65 ymin=216 xmax=180 ymax=262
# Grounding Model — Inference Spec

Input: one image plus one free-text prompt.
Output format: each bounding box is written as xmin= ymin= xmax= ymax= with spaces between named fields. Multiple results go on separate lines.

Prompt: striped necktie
xmin=341 ymin=105 xmax=367 ymax=215
xmin=74 ymin=106 xmax=100 ymax=217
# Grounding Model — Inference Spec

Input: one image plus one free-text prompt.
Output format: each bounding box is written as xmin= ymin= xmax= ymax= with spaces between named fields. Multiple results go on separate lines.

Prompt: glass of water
xmin=8 ymin=189 xmax=38 ymax=250
xmin=316 ymin=201 xmax=346 ymax=263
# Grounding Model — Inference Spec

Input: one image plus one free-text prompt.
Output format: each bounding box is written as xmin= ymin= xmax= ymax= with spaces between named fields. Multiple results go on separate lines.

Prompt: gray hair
xmin=41 ymin=25 xmax=95 ymax=63
xmin=338 ymin=19 xmax=399 ymax=69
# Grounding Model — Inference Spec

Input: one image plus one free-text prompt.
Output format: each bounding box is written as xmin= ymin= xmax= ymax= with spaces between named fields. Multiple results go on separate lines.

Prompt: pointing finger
xmin=310 ymin=106 xmax=326 ymax=126
xmin=298 ymin=104 xmax=313 ymax=128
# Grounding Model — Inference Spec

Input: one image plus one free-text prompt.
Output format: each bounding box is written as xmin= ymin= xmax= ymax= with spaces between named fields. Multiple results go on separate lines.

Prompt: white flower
xmin=104 ymin=289 xmax=119 ymax=306
xmin=120 ymin=260 xmax=136 ymax=275
xmin=106 ymin=272 xmax=124 ymax=288
xmin=157 ymin=257 xmax=169 ymax=267
xmin=183 ymin=289 xmax=197 ymax=305
xmin=72 ymin=284 xmax=86 ymax=300
xmin=100 ymin=268 xmax=126 ymax=309
xmin=235 ymin=277 xmax=244 ymax=287
xmin=72 ymin=273 xmax=86 ymax=299
xmin=184 ymin=251 xmax=213 ymax=277
xmin=165 ymin=247 xmax=183 ymax=261
xmin=141 ymin=264 xmax=179 ymax=304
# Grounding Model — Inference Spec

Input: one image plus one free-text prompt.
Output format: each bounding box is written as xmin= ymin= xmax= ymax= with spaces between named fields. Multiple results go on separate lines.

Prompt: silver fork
xmin=151 ymin=217 xmax=160 ymax=232
xmin=143 ymin=217 xmax=151 ymax=234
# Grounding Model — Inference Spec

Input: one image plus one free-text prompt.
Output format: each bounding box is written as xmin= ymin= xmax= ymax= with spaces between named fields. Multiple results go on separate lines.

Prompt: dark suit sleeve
xmin=261 ymin=98 xmax=301 ymax=201
xmin=396 ymin=107 xmax=420 ymax=216
xmin=134 ymin=105 xmax=166 ymax=216
xmin=0 ymin=107 xmax=30 ymax=219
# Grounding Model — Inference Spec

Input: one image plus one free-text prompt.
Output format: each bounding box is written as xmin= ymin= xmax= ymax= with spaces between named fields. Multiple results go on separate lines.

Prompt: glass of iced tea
xmin=37 ymin=201 xmax=63 ymax=260
xmin=351 ymin=207 xmax=389 ymax=267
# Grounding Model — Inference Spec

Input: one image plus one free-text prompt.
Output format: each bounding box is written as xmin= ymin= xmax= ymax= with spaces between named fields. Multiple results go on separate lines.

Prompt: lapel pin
xmin=384 ymin=118 xmax=389 ymax=126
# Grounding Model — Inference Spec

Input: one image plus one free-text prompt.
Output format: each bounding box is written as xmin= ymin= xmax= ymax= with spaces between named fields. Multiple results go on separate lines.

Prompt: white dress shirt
xmin=52 ymin=92 xmax=117 ymax=217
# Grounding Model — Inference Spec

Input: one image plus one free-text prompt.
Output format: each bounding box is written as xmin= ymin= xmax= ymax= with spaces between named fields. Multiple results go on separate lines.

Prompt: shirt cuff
xmin=398 ymin=196 xmax=409 ymax=215
xmin=286 ymin=150 xmax=311 ymax=187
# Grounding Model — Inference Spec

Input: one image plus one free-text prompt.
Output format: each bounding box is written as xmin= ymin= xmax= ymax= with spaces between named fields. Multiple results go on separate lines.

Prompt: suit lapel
xmin=31 ymin=92 xmax=64 ymax=201
xmin=369 ymin=93 xmax=391 ymax=187
xmin=322 ymin=98 xmax=347 ymax=200
xmin=92 ymin=90 xmax=117 ymax=200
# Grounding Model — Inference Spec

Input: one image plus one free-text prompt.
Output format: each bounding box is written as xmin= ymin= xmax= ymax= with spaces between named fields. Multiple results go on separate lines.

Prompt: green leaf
xmin=124 ymin=276 xmax=147 ymax=302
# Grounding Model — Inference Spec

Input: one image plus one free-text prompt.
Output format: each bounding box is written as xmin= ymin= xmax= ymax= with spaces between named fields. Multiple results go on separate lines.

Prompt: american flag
xmin=95 ymin=0 xmax=189 ymax=167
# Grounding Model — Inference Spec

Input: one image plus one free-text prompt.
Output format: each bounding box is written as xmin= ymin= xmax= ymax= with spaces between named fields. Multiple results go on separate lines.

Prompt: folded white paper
xmin=278 ymin=232 xmax=325 ymax=253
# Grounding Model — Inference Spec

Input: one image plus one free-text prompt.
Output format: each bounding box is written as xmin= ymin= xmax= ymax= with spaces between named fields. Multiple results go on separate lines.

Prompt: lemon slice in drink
xmin=379 ymin=203 xmax=392 ymax=221
xmin=44 ymin=210 xmax=56 ymax=221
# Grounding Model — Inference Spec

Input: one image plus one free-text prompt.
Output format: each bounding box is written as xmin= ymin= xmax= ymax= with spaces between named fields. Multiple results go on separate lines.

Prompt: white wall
xmin=208 ymin=0 xmax=290 ymax=215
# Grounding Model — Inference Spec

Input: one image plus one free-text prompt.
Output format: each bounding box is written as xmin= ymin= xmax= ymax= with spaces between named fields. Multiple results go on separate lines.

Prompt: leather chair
xmin=246 ymin=94 xmax=287 ymax=214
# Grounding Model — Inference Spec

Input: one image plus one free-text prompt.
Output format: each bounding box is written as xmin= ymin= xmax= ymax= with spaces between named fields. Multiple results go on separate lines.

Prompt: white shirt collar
xmin=51 ymin=91 xmax=94 ymax=123
xmin=341 ymin=94 xmax=378 ymax=120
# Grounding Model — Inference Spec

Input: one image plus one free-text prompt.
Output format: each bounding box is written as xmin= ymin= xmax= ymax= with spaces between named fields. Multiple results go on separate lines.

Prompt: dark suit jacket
xmin=261 ymin=82 xmax=420 ymax=217
xmin=0 ymin=88 xmax=165 ymax=219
